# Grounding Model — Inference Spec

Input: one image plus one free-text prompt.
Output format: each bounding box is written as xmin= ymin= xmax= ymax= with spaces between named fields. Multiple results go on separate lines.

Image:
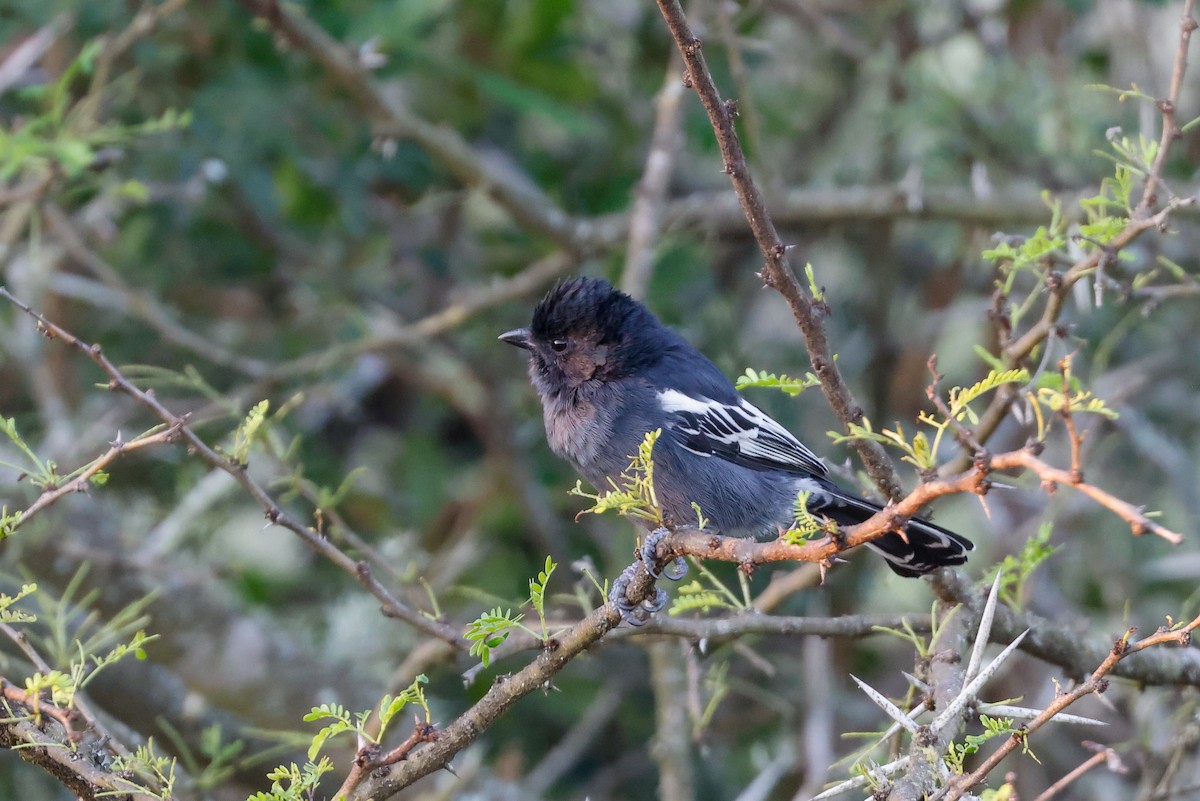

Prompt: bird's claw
xmin=642 ymin=587 xmax=668 ymax=613
xmin=608 ymin=564 xmax=669 ymax=626
xmin=640 ymin=527 xmax=689 ymax=581
xmin=608 ymin=564 xmax=638 ymax=613
xmin=661 ymin=557 xmax=688 ymax=581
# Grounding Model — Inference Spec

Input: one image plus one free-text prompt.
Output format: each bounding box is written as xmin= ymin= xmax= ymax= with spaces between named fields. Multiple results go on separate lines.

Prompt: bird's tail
xmin=813 ymin=483 xmax=974 ymax=578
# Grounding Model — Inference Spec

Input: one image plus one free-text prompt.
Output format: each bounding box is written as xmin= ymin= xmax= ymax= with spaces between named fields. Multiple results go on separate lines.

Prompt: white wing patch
xmin=657 ymin=389 xmax=828 ymax=477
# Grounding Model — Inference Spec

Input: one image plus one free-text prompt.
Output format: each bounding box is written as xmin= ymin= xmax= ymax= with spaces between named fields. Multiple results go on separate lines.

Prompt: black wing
xmin=657 ymin=389 xmax=828 ymax=477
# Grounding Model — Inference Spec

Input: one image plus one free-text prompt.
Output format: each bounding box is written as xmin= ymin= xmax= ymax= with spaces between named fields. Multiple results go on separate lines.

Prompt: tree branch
xmin=945 ymin=0 xmax=1198 ymax=473
xmin=0 ymin=287 xmax=464 ymax=649
xmin=654 ymin=0 xmax=904 ymax=500
xmin=234 ymin=0 xmax=597 ymax=253
xmin=940 ymin=612 xmax=1200 ymax=801
xmin=348 ymin=565 xmax=659 ymax=800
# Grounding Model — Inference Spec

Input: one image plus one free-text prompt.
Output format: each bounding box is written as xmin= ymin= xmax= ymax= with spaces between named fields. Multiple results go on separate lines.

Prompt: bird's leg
xmin=608 ymin=562 xmax=668 ymax=627
xmin=640 ymin=526 xmax=689 ymax=581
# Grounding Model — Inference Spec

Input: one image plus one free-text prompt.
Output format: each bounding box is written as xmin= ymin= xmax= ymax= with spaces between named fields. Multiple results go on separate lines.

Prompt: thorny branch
xmin=3 ymin=219 xmax=1190 ymax=797
xmin=16 ymin=423 xmax=184 ymax=524
xmin=654 ymin=0 xmax=904 ymax=501
xmin=0 ymin=287 xmax=464 ymax=650
xmin=347 ymin=566 xmax=659 ymax=800
xmin=945 ymin=0 xmax=1197 ymax=474
xmin=646 ymin=440 xmax=1179 ymax=576
xmin=940 ymin=613 xmax=1200 ymax=801
xmin=932 ymin=570 xmax=1200 ymax=689
xmin=2 ymin=4 xmax=1196 ymax=798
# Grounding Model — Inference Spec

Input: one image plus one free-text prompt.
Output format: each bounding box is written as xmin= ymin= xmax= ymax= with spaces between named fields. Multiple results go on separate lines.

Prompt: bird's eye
xmin=550 ymin=338 xmax=568 ymax=353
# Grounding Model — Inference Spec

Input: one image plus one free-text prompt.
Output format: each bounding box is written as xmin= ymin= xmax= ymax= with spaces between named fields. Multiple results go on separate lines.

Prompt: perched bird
xmin=500 ymin=276 xmax=972 ymax=585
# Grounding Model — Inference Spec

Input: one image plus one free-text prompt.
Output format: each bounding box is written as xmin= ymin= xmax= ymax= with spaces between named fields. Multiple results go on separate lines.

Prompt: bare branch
xmin=1137 ymin=0 xmax=1197 ymax=212
xmin=941 ymin=613 xmax=1200 ymax=801
xmin=235 ymin=0 xmax=597 ymax=253
xmin=17 ymin=423 xmax=183 ymax=525
xmin=622 ymin=55 xmax=686 ymax=300
xmin=0 ymin=287 xmax=464 ymax=649
xmin=946 ymin=0 xmax=1198 ymax=473
xmin=348 ymin=565 xmax=659 ymax=800
xmin=654 ymin=0 xmax=904 ymax=500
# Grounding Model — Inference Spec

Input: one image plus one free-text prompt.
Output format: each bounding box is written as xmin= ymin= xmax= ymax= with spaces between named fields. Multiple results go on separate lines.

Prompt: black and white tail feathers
xmin=813 ymin=483 xmax=973 ymax=578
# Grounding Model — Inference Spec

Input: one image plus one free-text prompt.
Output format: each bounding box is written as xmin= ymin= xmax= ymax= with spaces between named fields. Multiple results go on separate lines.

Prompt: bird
xmin=499 ymin=276 xmax=973 ymax=592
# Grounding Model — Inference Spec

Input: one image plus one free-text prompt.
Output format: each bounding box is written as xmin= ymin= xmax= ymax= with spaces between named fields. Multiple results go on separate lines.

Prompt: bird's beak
xmin=498 ymin=328 xmax=533 ymax=350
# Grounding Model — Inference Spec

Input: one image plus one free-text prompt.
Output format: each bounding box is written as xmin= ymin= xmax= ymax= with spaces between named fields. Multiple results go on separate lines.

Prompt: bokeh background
xmin=1 ymin=0 xmax=1198 ymax=799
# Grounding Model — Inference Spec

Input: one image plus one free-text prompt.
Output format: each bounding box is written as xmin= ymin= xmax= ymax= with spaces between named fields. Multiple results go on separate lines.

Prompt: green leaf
xmin=465 ymin=608 xmax=523 ymax=667
xmin=736 ymin=367 xmax=821 ymax=397
xmin=948 ymin=368 xmax=1030 ymax=422
xmin=571 ymin=430 xmax=664 ymax=524
xmin=231 ymin=400 xmax=270 ymax=465
xmin=669 ymin=581 xmax=737 ymax=615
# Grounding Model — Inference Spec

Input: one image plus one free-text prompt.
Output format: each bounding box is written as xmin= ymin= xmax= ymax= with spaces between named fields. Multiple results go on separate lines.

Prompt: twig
xmin=43 ymin=204 xmax=267 ymax=377
xmin=654 ymin=0 xmax=904 ymax=501
xmin=335 ymin=719 xmax=439 ymax=800
xmin=622 ymin=54 xmax=686 ymax=300
xmin=17 ymin=424 xmax=184 ymax=524
xmin=939 ymin=613 xmax=1200 ymax=801
xmin=1031 ymin=742 xmax=1125 ymax=801
xmin=235 ymin=0 xmax=596 ymax=253
xmin=0 ymin=623 xmax=134 ymax=763
xmin=1057 ymin=358 xmax=1084 ymax=482
xmin=995 ymin=447 xmax=1181 ymax=543
xmin=0 ymin=287 xmax=464 ymax=649
xmin=946 ymin=0 xmax=1198 ymax=473
xmin=925 ymin=356 xmax=986 ymax=458
xmin=347 ymin=564 xmax=659 ymax=800
xmin=1137 ymin=0 xmax=1197 ymax=213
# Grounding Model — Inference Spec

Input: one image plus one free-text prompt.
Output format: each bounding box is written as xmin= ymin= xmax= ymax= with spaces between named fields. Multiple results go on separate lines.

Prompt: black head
xmin=499 ymin=277 xmax=664 ymax=391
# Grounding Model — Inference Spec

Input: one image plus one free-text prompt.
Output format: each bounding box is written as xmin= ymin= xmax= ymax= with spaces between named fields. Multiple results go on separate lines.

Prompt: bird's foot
xmin=608 ymin=563 xmax=668 ymax=627
xmin=640 ymin=527 xmax=689 ymax=581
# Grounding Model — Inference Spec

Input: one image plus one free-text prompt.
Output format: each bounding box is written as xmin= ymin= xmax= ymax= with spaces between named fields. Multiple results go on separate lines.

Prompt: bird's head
xmin=499 ymin=277 xmax=662 ymax=393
